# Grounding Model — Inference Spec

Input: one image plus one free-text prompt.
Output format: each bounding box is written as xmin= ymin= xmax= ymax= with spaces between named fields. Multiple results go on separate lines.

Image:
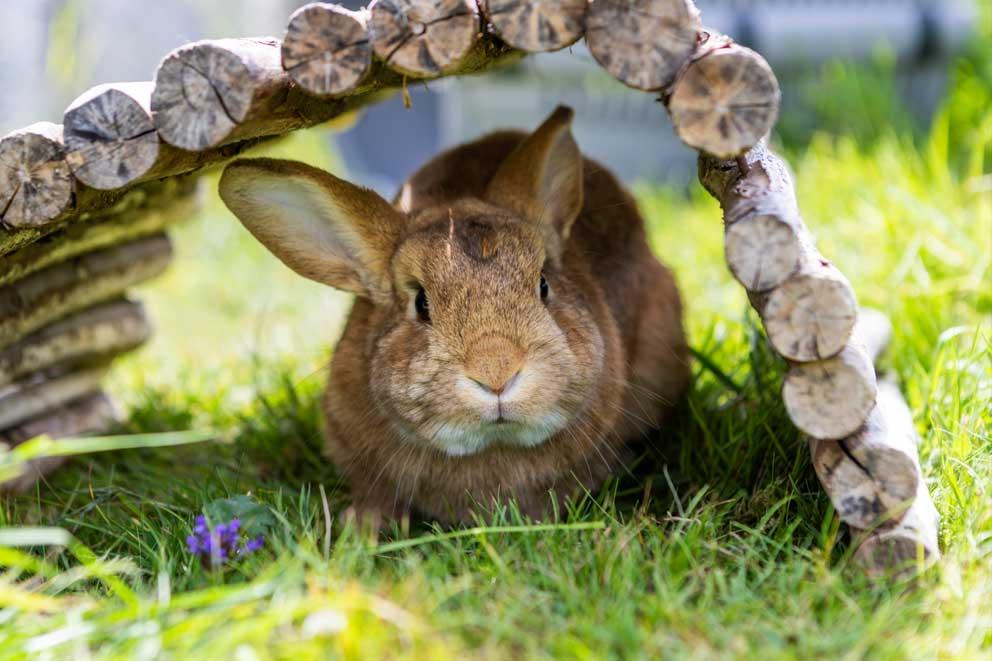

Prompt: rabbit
xmin=219 ymin=106 xmax=689 ymax=525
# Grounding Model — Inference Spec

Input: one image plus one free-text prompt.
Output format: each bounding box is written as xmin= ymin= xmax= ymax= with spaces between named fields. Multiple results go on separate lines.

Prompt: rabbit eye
xmin=539 ymin=274 xmax=549 ymax=301
xmin=415 ymin=287 xmax=431 ymax=323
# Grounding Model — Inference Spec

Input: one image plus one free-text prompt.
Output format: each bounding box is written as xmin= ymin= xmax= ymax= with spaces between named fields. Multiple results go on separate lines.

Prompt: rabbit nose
xmin=463 ymin=336 xmax=525 ymax=397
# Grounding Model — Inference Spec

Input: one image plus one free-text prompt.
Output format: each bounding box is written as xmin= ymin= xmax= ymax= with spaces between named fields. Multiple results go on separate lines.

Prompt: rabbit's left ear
xmin=219 ymin=158 xmax=404 ymax=304
xmin=485 ymin=105 xmax=584 ymax=260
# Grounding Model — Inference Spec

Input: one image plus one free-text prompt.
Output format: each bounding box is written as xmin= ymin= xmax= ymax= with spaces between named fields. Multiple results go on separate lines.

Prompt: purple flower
xmin=186 ymin=515 xmax=264 ymax=568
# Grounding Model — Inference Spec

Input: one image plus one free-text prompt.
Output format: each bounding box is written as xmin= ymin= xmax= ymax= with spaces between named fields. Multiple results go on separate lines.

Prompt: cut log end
xmin=725 ymin=213 xmax=803 ymax=292
xmin=152 ymin=38 xmax=284 ymax=151
xmin=763 ymin=266 xmax=858 ymax=362
xmin=282 ymin=3 xmax=373 ymax=96
xmin=668 ymin=46 xmax=780 ymax=159
xmin=371 ymin=0 xmax=480 ymax=77
xmin=485 ymin=0 xmax=586 ymax=53
xmin=64 ymin=83 xmax=160 ymax=190
xmin=0 ymin=123 xmax=74 ymax=228
xmin=783 ymin=344 xmax=877 ymax=439
xmin=853 ymin=479 xmax=941 ymax=577
xmin=586 ymin=0 xmax=701 ymax=91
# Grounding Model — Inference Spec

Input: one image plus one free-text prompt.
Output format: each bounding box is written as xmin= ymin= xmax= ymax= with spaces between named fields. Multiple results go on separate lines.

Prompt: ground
xmin=0 ymin=47 xmax=989 ymax=658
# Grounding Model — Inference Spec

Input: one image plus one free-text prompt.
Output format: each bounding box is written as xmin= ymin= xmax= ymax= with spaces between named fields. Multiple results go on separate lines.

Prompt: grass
xmin=1 ymin=46 xmax=990 ymax=658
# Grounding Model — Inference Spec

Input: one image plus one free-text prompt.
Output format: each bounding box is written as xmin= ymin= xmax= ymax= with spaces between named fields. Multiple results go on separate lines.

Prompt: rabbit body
xmin=219 ymin=107 xmax=689 ymax=525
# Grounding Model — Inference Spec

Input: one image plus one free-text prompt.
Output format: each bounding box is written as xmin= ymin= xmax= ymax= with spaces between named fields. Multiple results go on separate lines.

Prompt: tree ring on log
xmin=724 ymin=213 xmax=803 ymax=292
xmin=0 ymin=123 xmax=74 ymax=228
xmin=370 ymin=0 xmax=480 ymax=78
xmin=763 ymin=269 xmax=857 ymax=362
xmin=64 ymin=83 xmax=160 ymax=190
xmin=783 ymin=344 xmax=877 ymax=440
xmin=586 ymin=0 xmax=701 ymax=91
xmin=152 ymin=39 xmax=283 ymax=151
xmin=282 ymin=3 xmax=373 ymax=97
xmin=485 ymin=0 xmax=585 ymax=52
xmin=668 ymin=46 xmax=780 ymax=158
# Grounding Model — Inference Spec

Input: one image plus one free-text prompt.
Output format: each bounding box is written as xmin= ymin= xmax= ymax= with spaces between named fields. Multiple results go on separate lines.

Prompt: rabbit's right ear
xmin=219 ymin=158 xmax=404 ymax=303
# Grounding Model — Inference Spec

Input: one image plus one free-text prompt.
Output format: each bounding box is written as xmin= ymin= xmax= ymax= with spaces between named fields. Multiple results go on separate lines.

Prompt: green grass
xmin=1 ymin=51 xmax=990 ymax=658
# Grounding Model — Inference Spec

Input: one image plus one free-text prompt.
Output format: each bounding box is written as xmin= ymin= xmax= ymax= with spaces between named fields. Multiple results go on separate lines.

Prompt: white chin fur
xmin=430 ymin=412 xmax=570 ymax=457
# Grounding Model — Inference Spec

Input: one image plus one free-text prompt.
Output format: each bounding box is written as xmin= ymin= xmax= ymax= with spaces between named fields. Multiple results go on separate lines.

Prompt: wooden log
xmin=586 ymin=0 xmax=701 ymax=91
xmin=0 ymin=366 xmax=108 ymax=431
xmin=0 ymin=122 xmax=75 ymax=228
xmin=370 ymin=0 xmax=480 ymax=77
xmin=63 ymin=82 xmax=161 ymax=190
xmin=668 ymin=40 xmax=780 ymax=159
xmin=0 ymin=299 xmax=150 ymax=387
xmin=808 ymin=380 xmax=920 ymax=529
xmin=282 ymin=3 xmax=373 ymax=96
xmin=484 ymin=0 xmax=586 ymax=53
xmin=0 ymin=234 xmax=172 ymax=350
xmin=152 ymin=38 xmax=292 ymax=151
xmin=0 ymin=391 xmax=116 ymax=493
xmin=854 ymin=477 xmax=940 ymax=576
xmin=783 ymin=343 xmax=877 ymax=440
xmin=0 ymin=178 xmax=197 ymax=287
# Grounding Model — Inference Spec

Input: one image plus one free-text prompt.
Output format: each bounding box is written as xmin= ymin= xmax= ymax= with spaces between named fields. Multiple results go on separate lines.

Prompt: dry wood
xmin=0 ymin=366 xmax=108 ymax=431
xmin=699 ymin=142 xmax=807 ymax=293
xmin=0 ymin=234 xmax=172 ymax=350
xmin=0 ymin=390 xmax=116 ymax=493
xmin=586 ymin=0 xmax=701 ymax=91
xmin=0 ymin=299 xmax=150 ymax=387
xmin=668 ymin=41 xmax=780 ymax=159
xmin=0 ymin=178 xmax=197 ymax=287
xmin=63 ymin=82 xmax=163 ymax=190
xmin=370 ymin=0 xmax=480 ymax=77
xmin=783 ymin=343 xmax=877 ymax=440
xmin=0 ymin=122 xmax=75 ymax=228
xmin=484 ymin=0 xmax=586 ymax=52
xmin=853 ymin=477 xmax=940 ymax=576
xmin=283 ymin=3 xmax=373 ymax=96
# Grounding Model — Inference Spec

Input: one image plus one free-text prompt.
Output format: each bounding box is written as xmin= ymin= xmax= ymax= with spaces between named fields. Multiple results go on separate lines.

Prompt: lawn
xmin=1 ymin=44 xmax=989 ymax=658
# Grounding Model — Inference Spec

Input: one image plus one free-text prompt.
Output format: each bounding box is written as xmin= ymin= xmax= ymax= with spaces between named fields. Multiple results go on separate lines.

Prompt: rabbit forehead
xmin=393 ymin=202 xmax=546 ymax=288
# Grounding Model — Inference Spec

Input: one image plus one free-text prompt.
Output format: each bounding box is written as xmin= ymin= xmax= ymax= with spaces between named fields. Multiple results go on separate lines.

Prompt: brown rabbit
xmin=219 ymin=106 xmax=689 ymax=525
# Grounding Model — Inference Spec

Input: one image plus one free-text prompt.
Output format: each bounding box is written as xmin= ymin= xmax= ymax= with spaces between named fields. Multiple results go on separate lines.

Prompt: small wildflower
xmin=186 ymin=515 xmax=264 ymax=568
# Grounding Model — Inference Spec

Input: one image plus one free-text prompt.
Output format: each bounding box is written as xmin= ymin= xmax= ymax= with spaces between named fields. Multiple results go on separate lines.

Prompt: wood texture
xmin=0 ymin=299 xmax=150 ymax=387
xmin=283 ymin=3 xmax=373 ymax=96
xmin=0 ymin=366 xmax=108 ymax=430
xmin=0 ymin=390 xmax=116 ymax=493
xmin=0 ymin=178 xmax=197 ymax=287
xmin=63 ymin=82 xmax=164 ymax=190
xmin=0 ymin=122 xmax=75 ymax=228
xmin=783 ymin=343 xmax=877 ymax=440
xmin=0 ymin=234 xmax=172 ymax=350
xmin=485 ymin=0 xmax=586 ymax=52
xmin=152 ymin=38 xmax=290 ymax=151
xmin=370 ymin=0 xmax=480 ymax=77
xmin=668 ymin=42 xmax=780 ymax=159
xmin=586 ymin=0 xmax=701 ymax=91
xmin=853 ymin=477 xmax=940 ymax=576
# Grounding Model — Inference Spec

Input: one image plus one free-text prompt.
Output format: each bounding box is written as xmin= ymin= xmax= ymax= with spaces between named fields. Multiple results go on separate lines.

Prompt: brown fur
xmin=219 ymin=107 xmax=689 ymax=525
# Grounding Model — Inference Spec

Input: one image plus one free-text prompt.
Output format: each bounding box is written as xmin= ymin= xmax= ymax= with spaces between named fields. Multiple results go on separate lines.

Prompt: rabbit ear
xmin=219 ymin=158 xmax=403 ymax=303
xmin=485 ymin=105 xmax=584 ymax=259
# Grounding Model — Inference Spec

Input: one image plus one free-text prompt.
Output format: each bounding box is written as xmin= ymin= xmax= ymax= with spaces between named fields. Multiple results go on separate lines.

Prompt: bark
xmin=370 ymin=0 xmax=480 ymax=77
xmin=483 ymin=0 xmax=586 ymax=52
xmin=282 ymin=3 xmax=373 ymax=96
xmin=0 ymin=122 xmax=75 ymax=228
xmin=0 ymin=299 xmax=150 ymax=387
xmin=0 ymin=234 xmax=172 ymax=350
xmin=853 ymin=477 xmax=940 ymax=577
xmin=586 ymin=0 xmax=701 ymax=91
xmin=0 ymin=391 xmax=116 ymax=493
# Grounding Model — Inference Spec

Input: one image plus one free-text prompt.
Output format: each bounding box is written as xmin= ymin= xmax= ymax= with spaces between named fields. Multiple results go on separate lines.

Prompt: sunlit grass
xmin=1 ymin=54 xmax=990 ymax=659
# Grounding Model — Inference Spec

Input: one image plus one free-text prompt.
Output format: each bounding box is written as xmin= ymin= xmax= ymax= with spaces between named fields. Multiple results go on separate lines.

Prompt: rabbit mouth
xmin=423 ymin=411 xmax=569 ymax=457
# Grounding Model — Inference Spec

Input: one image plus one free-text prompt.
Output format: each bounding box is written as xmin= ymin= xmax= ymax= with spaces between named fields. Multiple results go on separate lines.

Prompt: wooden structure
xmin=0 ymin=0 xmax=937 ymax=572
